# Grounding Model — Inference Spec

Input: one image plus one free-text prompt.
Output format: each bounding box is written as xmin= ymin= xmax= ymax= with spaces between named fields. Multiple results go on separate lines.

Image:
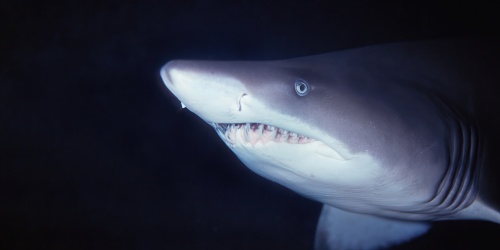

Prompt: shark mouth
xmin=214 ymin=123 xmax=314 ymax=146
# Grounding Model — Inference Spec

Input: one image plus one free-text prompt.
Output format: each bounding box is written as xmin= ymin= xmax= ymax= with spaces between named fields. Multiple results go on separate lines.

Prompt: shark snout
xmin=160 ymin=61 xmax=175 ymax=87
xmin=160 ymin=59 xmax=250 ymax=122
xmin=160 ymin=60 xmax=191 ymax=90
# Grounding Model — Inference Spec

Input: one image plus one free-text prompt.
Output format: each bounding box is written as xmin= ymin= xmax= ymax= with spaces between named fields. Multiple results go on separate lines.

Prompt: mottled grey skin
xmin=162 ymin=39 xmax=500 ymax=248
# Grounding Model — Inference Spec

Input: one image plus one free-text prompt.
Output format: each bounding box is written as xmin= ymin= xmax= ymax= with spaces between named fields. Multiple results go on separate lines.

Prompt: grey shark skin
xmin=160 ymin=40 xmax=500 ymax=249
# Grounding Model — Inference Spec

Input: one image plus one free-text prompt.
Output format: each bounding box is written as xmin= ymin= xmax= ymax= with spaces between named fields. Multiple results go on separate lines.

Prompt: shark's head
xmin=160 ymin=49 xmax=482 ymax=219
xmin=161 ymin=59 xmax=381 ymax=204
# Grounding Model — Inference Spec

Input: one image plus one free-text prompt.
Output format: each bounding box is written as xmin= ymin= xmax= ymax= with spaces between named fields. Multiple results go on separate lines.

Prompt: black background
xmin=1 ymin=0 xmax=500 ymax=249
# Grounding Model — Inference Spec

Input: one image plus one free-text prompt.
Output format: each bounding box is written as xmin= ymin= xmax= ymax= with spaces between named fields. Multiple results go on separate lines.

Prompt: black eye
xmin=295 ymin=79 xmax=310 ymax=96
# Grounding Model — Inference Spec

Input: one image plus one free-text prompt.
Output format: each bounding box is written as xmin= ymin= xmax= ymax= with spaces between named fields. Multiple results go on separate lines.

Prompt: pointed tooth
xmin=231 ymin=126 xmax=238 ymax=142
xmin=289 ymin=132 xmax=298 ymax=143
xmin=280 ymin=130 xmax=288 ymax=142
xmin=275 ymin=128 xmax=281 ymax=142
xmin=258 ymin=124 xmax=264 ymax=137
xmin=282 ymin=130 xmax=289 ymax=137
xmin=244 ymin=123 xmax=250 ymax=142
xmin=238 ymin=126 xmax=245 ymax=142
xmin=227 ymin=124 xmax=233 ymax=141
xmin=245 ymin=123 xmax=251 ymax=142
xmin=181 ymin=102 xmax=186 ymax=109
xmin=261 ymin=125 xmax=272 ymax=143
xmin=270 ymin=127 xmax=277 ymax=140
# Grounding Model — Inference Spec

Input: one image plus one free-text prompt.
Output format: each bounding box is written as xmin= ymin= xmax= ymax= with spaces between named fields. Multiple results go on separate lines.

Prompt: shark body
xmin=161 ymin=39 xmax=500 ymax=249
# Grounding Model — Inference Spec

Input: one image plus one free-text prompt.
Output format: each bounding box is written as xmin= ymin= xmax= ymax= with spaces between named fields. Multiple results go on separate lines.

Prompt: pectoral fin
xmin=315 ymin=205 xmax=431 ymax=250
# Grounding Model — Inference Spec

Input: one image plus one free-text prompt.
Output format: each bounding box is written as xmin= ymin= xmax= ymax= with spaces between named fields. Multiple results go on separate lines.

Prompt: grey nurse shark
xmin=161 ymin=39 xmax=500 ymax=249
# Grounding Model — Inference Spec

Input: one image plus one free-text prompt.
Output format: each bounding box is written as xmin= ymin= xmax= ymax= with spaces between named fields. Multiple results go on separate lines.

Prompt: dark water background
xmin=1 ymin=0 xmax=499 ymax=249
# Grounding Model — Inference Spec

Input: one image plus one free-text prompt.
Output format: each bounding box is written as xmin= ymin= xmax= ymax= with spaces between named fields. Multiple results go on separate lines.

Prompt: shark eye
xmin=295 ymin=79 xmax=310 ymax=96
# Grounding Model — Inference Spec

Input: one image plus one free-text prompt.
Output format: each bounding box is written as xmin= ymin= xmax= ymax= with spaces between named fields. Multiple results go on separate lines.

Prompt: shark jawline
xmin=213 ymin=122 xmax=315 ymax=146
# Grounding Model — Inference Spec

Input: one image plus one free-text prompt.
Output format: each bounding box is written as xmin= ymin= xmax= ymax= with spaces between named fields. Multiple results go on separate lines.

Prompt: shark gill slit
xmin=411 ymin=108 xmax=479 ymax=217
xmin=382 ymin=97 xmax=480 ymax=217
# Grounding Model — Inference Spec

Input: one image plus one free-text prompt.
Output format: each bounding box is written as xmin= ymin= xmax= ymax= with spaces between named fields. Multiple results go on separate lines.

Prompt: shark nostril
xmin=238 ymin=93 xmax=247 ymax=111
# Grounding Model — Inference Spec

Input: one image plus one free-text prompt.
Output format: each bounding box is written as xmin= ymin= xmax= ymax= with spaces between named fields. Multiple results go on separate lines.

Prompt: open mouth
xmin=213 ymin=123 xmax=314 ymax=146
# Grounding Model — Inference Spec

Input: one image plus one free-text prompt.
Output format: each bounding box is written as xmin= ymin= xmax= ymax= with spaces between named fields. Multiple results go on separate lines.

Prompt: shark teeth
xmin=214 ymin=123 xmax=313 ymax=146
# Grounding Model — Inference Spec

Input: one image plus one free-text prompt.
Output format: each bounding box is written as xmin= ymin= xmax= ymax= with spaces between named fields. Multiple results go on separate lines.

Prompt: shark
xmin=160 ymin=39 xmax=500 ymax=249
